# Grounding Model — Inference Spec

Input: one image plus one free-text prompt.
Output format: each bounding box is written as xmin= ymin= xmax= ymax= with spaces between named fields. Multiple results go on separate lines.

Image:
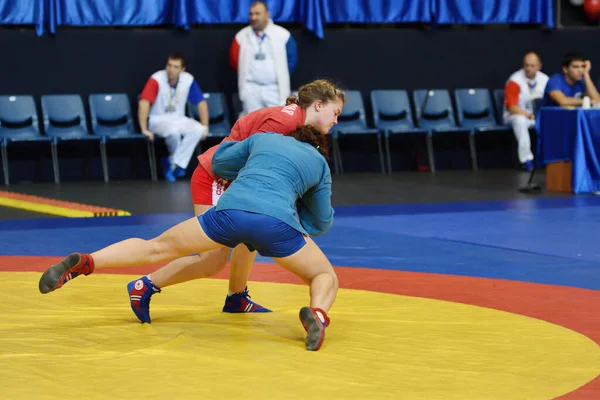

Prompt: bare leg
xmin=273 ymin=236 xmax=338 ymax=313
xmin=139 ymin=203 xmax=269 ymax=313
xmin=148 ymin=204 xmax=265 ymax=308
xmin=149 ymin=204 xmax=231 ymax=288
xmin=91 ymin=217 xmax=222 ymax=268
xmin=38 ymin=217 xmax=224 ymax=294
xmin=227 ymin=243 xmax=258 ymax=293
xmin=273 ymin=236 xmax=338 ymax=351
xmin=149 ymin=250 xmax=230 ymax=288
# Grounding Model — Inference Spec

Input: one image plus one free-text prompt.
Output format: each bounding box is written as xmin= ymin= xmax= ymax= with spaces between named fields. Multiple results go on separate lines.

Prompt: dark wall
xmin=2 ymin=26 xmax=600 ymax=180
xmin=3 ymin=26 xmax=600 ymax=104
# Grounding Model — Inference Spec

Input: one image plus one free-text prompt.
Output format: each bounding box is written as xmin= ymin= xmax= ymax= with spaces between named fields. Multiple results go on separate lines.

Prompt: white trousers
xmin=149 ymin=115 xmax=207 ymax=169
xmin=504 ymin=114 xmax=536 ymax=163
xmin=242 ymin=81 xmax=282 ymax=115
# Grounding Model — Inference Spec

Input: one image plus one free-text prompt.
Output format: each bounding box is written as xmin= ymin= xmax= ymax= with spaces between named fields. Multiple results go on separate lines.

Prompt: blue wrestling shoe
xmin=299 ymin=306 xmax=330 ymax=351
xmin=127 ymin=276 xmax=161 ymax=323
xmin=161 ymin=157 xmax=176 ymax=182
xmin=174 ymin=166 xmax=186 ymax=178
xmin=520 ymin=160 xmax=534 ymax=171
xmin=222 ymin=287 xmax=272 ymax=313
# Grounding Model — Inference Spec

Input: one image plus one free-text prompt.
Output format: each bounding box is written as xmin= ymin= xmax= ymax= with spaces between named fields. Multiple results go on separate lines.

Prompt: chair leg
xmin=469 ymin=132 xmax=479 ymax=171
xmin=426 ymin=134 xmax=435 ymax=173
xmin=333 ymin=136 xmax=344 ymax=175
xmin=331 ymin=137 xmax=340 ymax=175
xmin=338 ymin=137 xmax=344 ymax=175
xmin=1 ymin=144 xmax=9 ymax=185
xmin=100 ymin=140 xmax=109 ymax=183
xmin=149 ymin=140 xmax=157 ymax=181
xmin=147 ymin=140 xmax=156 ymax=181
xmin=377 ymin=133 xmax=385 ymax=174
xmin=51 ymin=142 xmax=60 ymax=184
xmin=384 ymin=134 xmax=392 ymax=174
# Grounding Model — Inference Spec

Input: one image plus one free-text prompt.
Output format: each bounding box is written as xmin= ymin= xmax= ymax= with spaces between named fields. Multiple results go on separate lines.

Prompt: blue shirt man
xmin=544 ymin=53 xmax=600 ymax=107
xmin=543 ymin=73 xmax=586 ymax=106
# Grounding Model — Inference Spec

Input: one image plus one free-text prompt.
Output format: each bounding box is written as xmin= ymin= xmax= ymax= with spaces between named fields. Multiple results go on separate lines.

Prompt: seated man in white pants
xmin=503 ymin=51 xmax=548 ymax=171
xmin=138 ymin=52 xmax=209 ymax=182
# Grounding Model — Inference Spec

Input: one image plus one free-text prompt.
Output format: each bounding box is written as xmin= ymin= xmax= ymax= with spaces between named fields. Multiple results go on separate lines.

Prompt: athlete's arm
xmin=211 ymin=136 xmax=253 ymax=180
xmin=298 ymin=164 xmax=334 ymax=236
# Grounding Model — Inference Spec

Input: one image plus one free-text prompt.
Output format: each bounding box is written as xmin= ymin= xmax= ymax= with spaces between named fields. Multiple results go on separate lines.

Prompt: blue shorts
xmin=198 ymin=208 xmax=306 ymax=258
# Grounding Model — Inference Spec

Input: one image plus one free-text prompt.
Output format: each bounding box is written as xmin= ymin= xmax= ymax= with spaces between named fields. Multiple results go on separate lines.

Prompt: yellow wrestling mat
xmin=1 ymin=272 xmax=599 ymax=399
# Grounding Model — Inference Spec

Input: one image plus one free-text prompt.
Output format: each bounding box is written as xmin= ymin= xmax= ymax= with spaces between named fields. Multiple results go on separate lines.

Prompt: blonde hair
xmin=285 ymin=79 xmax=346 ymax=109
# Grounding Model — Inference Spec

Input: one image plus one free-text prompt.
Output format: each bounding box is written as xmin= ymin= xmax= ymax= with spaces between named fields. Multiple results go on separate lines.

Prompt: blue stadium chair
xmin=187 ymin=92 xmax=231 ymax=137
xmin=370 ymin=90 xmax=430 ymax=173
xmin=413 ymin=89 xmax=471 ymax=173
xmin=455 ymin=88 xmax=510 ymax=170
xmin=493 ymin=89 xmax=508 ymax=125
xmin=330 ymin=90 xmax=383 ymax=175
xmin=41 ymin=94 xmax=104 ymax=183
xmin=0 ymin=95 xmax=57 ymax=185
xmin=455 ymin=88 xmax=505 ymax=131
xmin=89 ymin=93 xmax=156 ymax=181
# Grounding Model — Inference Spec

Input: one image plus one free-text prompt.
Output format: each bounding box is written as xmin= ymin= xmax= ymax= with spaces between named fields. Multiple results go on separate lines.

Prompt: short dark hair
xmin=250 ymin=1 xmax=268 ymax=12
xmin=562 ymin=53 xmax=585 ymax=69
xmin=167 ymin=52 xmax=186 ymax=68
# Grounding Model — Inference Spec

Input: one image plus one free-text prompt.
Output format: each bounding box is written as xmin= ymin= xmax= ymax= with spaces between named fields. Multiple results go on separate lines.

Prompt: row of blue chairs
xmin=0 ymin=94 xmax=156 ymax=185
xmin=198 ymin=88 xmax=522 ymax=175
xmin=0 ymin=92 xmax=236 ymax=185
xmin=202 ymin=88 xmax=525 ymax=175
xmin=0 ymin=88 xmax=521 ymax=185
xmin=331 ymin=88 xmax=532 ymax=175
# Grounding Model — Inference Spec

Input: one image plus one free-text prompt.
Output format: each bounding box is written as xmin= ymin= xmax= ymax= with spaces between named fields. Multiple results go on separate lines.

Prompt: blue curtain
xmin=321 ymin=0 xmax=431 ymax=24
xmin=433 ymin=0 xmax=554 ymax=27
xmin=0 ymin=0 xmax=554 ymax=37
xmin=39 ymin=0 xmax=327 ymax=37
xmin=0 ymin=0 xmax=46 ymax=35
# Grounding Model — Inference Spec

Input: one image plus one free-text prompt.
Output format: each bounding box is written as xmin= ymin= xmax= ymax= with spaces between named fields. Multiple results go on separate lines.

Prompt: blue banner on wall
xmin=0 ymin=0 xmax=554 ymax=38
xmin=432 ymin=0 xmax=554 ymax=27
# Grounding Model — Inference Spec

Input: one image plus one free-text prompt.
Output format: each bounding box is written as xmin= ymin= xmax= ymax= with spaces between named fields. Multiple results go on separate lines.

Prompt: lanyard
xmin=527 ymin=80 xmax=537 ymax=101
xmin=255 ymin=31 xmax=266 ymax=54
xmin=168 ymin=79 xmax=179 ymax=112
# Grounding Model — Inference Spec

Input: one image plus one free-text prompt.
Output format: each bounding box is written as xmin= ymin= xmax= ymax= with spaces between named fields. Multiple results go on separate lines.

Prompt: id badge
xmin=254 ymin=52 xmax=266 ymax=60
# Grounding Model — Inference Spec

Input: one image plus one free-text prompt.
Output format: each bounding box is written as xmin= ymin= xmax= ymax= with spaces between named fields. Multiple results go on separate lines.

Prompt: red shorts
xmin=190 ymin=165 xmax=231 ymax=206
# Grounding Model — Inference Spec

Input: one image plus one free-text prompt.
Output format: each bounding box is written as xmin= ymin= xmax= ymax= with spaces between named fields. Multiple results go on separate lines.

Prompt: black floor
xmin=0 ymin=169 xmax=572 ymax=220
